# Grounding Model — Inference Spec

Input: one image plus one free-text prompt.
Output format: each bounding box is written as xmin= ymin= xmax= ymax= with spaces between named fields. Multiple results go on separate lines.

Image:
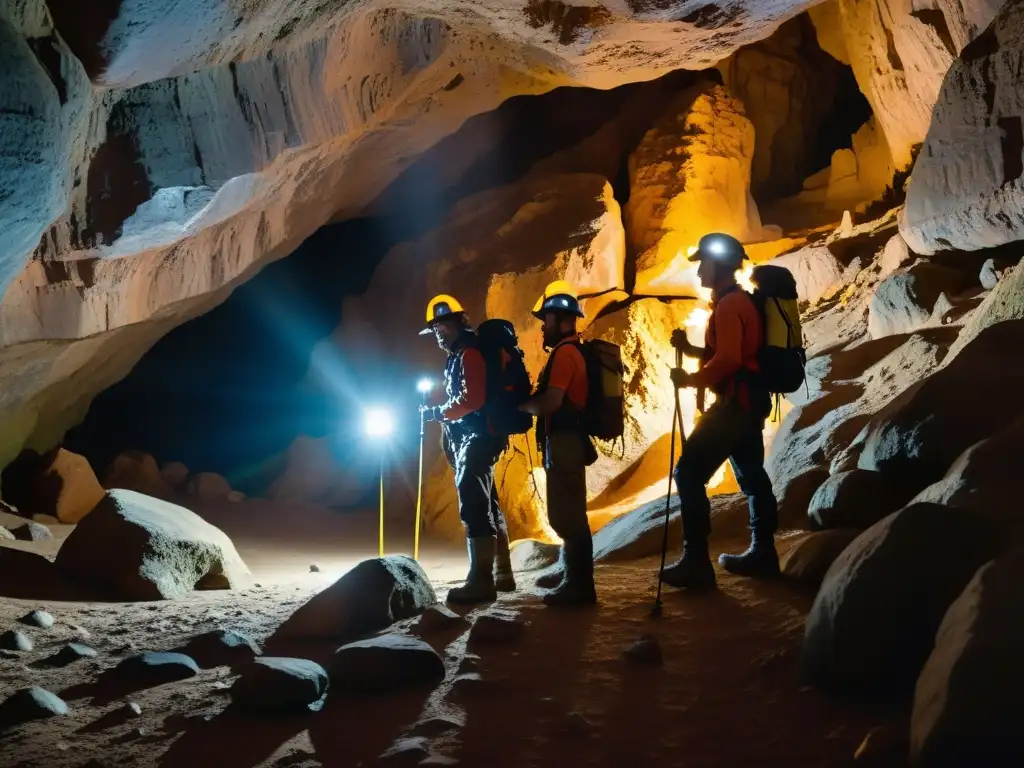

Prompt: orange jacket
xmin=694 ymin=287 xmax=763 ymax=410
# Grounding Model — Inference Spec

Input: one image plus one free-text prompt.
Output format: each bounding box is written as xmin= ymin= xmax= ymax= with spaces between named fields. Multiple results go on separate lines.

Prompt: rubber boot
xmin=447 ymin=537 xmax=498 ymax=605
xmin=718 ymin=533 xmax=780 ymax=579
xmin=543 ymin=536 xmax=596 ymax=607
xmin=661 ymin=539 xmax=716 ymax=591
xmin=493 ymin=528 xmax=517 ymax=592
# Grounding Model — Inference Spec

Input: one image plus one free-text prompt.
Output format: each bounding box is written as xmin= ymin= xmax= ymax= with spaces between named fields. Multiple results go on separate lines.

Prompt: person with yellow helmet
xmin=664 ymin=233 xmax=780 ymax=590
xmin=519 ymin=280 xmax=598 ymax=607
xmin=419 ymin=294 xmax=515 ymax=604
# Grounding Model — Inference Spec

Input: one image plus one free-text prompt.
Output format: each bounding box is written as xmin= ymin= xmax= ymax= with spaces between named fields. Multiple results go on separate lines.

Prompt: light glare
xmin=364 ymin=407 xmax=395 ymax=438
xmin=417 ymin=378 xmax=434 ymax=394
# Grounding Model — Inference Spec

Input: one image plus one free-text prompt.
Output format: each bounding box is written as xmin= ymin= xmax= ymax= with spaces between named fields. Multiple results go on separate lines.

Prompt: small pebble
xmin=624 ymin=634 xmax=663 ymax=665
xmin=309 ymin=564 xmax=320 ymax=573
xmin=18 ymin=610 xmax=55 ymax=630
xmin=125 ymin=702 xmax=143 ymax=717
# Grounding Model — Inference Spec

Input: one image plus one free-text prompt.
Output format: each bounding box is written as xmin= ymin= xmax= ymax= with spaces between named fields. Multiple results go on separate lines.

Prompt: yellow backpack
xmin=749 ymin=265 xmax=806 ymax=394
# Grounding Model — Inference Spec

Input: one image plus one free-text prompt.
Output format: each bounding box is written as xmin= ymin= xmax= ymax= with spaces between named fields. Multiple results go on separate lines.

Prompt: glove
xmin=421 ymin=406 xmax=443 ymax=423
xmin=670 ymin=368 xmax=694 ymax=389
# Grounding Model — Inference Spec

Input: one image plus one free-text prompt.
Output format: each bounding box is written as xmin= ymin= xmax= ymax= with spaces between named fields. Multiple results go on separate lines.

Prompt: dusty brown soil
xmin=0 ymin=501 xmax=904 ymax=767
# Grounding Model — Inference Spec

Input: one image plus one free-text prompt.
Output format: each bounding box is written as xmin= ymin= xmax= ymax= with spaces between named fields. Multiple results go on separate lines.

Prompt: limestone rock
xmin=9 ymin=520 xmax=52 ymax=542
xmin=54 ymin=489 xmax=250 ymax=600
xmin=187 ymin=472 xmax=232 ymax=502
xmin=0 ymin=687 xmax=68 ymax=730
xmin=629 ymin=82 xmax=761 ymax=296
xmin=978 ymin=258 xmax=1003 ymax=290
xmin=179 ymin=629 xmax=261 ymax=669
xmin=911 ymin=550 xmax=1024 ymax=766
xmin=102 ymin=452 xmax=172 ymax=498
xmin=509 ymin=539 xmax=560 ymax=572
xmin=807 ymin=469 xmax=916 ymax=531
xmin=332 ymin=634 xmax=445 ymax=692
xmin=273 ymin=556 xmax=435 ymax=643
xmin=9 ymin=448 xmax=106 ymax=524
xmin=160 ymin=462 xmax=190 ymax=490
xmin=802 ymin=503 xmax=998 ymax=692
xmin=878 ymin=233 xmax=911 ymax=279
xmin=0 ymin=527 xmax=12 ymax=541
xmin=19 ymin=609 xmax=54 ymax=629
xmin=468 ymin=614 xmax=526 ymax=648
xmin=901 ymin=0 xmax=1024 ymax=253
xmin=415 ymin=605 xmax=468 ymax=635
xmin=945 ymin=262 xmax=1024 ymax=363
xmin=114 ymin=652 xmax=201 ymax=684
xmin=912 ymin=414 xmax=1024 ymax=544
xmin=593 ymin=493 xmax=748 ymax=563
xmin=231 ymin=657 xmax=329 ymax=713
xmin=780 ymin=529 xmax=859 ymax=585
xmin=867 ymin=262 xmax=968 ymax=339
xmin=42 ymin=643 xmax=98 ymax=668
xmin=0 ymin=630 xmax=33 ymax=652
xmin=859 ymin=320 xmax=1024 ymax=491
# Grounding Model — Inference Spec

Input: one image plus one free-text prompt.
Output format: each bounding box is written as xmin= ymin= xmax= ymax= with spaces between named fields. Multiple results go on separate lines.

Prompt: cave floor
xmin=0 ymin=502 xmax=903 ymax=767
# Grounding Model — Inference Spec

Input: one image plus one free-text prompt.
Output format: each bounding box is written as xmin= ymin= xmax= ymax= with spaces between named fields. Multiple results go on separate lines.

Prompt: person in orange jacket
xmin=420 ymin=295 xmax=514 ymax=604
xmin=664 ymin=233 xmax=780 ymax=590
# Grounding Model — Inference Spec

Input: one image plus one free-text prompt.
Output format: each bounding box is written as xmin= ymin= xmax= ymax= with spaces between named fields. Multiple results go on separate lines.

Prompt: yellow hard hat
xmin=419 ymin=294 xmax=466 ymax=335
xmin=532 ymin=280 xmax=584 ymax=320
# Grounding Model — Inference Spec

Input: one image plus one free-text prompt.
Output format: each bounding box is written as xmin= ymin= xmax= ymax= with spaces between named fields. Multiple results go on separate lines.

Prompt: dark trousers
xmin=544 ymin=431 xmax=591 ymax=542
xmin=673 ymin=398 xmax=778 ymax=546
xmin=449 ymin=431 xmax=508 ymax=539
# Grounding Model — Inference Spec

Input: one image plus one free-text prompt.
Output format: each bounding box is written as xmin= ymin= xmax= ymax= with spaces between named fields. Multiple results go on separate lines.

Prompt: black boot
xmin=543 ymin=536 xmax=596 ymax=607
xmin=493 ymin=529 xmax=517 ymax=592
xmin=661 ymin=542 xmax=716 ymax=591
xmin=447 ymin=537 xmax=498 ymax=604
xmin=718 ymin=533 xmax=780 ymax=579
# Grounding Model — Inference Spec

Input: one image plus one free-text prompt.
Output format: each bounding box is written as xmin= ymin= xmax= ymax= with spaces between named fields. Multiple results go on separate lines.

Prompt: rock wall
xmin=0 ymin=0 xmax=830 ymax=471
xmin=900 ymin=0 xmax=1024 ymax=254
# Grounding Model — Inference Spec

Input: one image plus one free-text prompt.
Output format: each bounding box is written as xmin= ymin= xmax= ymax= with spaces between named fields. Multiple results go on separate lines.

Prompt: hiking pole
xmin=414 ymin=378 xmax=434 ymax=561
xmin=652 ymin=347 xmax=685 ymax=618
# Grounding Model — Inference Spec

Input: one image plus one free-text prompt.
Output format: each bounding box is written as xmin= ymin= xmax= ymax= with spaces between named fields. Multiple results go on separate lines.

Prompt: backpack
xmin=475 ymin=319 xmax=533 ymax=437
xmin=748 ymin=265 xmax=806 ymax=394
xmin=577 ymin=339 xmax=625 ymax=440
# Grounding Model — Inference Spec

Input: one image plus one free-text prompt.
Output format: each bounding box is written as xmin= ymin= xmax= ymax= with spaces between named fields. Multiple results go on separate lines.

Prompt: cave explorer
xmin=665 ymin=233 xmax=780 ymax=590
xmin=419 ymin=294 xmax=516 ymax=604
xmin=519 ymin=281 xmax=599 ymax=608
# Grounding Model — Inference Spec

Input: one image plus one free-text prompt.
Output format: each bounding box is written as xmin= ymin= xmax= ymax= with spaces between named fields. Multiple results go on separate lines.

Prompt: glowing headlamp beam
xmin=364 ymin=407 xmax=395 ymax=438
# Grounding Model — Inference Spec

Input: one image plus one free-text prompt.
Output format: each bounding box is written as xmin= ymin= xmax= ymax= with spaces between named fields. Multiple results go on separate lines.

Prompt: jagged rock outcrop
xmin=628 ymin=82 xmax=762 ymax=296
xmin=802 ymin=502 xmax=998 ymax=692
xmin=911 ymin=550 xmax=1024 ymax=766
xmin=901 ymin=0 xmax=1024 ymax=253
xmin=866 ymin=261 xmax=969 ymax=338
xmin=0 ymin=0 xmax=838 ymax=478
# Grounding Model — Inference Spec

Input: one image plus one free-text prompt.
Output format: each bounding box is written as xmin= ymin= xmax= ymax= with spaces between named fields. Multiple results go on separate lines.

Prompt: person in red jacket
xmin=664 ymin=233 xmax=780 ymax=590
xmin=420 ymin=294 xmax=513 ymax=604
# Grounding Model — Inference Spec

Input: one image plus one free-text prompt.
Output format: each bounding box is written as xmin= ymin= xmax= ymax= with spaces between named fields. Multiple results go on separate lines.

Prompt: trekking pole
xmin=652 ymin=347 xmax=685 ymax=618
xmin=414 ymin=379 xmax=434 ymax=562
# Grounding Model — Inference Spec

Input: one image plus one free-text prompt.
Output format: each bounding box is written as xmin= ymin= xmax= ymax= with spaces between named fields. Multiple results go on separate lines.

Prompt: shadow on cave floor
xmin=155 ymin=538 xmax=901 ymax=768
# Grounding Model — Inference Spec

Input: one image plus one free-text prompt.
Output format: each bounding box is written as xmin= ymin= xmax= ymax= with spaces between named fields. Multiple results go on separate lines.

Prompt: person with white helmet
xmin=665 ymin=233 xmax=780 ymax=590
xmin=420 ymin=294 xmax=515 ymax=604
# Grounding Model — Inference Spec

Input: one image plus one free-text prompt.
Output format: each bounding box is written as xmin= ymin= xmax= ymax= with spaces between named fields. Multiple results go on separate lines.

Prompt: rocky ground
xmin=0 ymin=501 xmax=896 ymax=768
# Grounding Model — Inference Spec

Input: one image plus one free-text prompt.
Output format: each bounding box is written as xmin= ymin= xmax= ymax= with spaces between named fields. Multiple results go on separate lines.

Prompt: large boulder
xmin=912 ymin=413 xmax=1024 ymax=544
xmin=160 ymin=462 xmax=190 ymax=490
xmin=807 ymin=469 xmax=916 ymax=531
xmin=272 ymin=556 xmax=436 ymax=643
xmin=859 ymin=320 xmax=1024 ymax=491
xmin=102 ymin=451 xmax=172 ymax=498
xmin=900 ymin=0 xmax=1024 ymax=253
xmin=802 ymin=503 xmax=998 ymax=692
xmin=780 ymin=529 xmax=860 ymax=585
xmin=867 ymin=262 xmax=969 ymax=339
xmin=911 ymin=550 xmax=1024 ymax=767
xmin=54 ymin=489 xmax=250 ymax=600
xmin=232 ymin=657 xmax=329 ymax=713
xmin=0 ymin=448 xmax=104 ymax=523
xmin=628 ymin=81 xmax=763 ymax=296
xmin=331 ymin=634 xmax=445 ymax=692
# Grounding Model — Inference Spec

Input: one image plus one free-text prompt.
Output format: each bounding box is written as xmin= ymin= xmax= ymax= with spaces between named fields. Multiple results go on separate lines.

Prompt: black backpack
xmin=748 ymin=265 xmax=806 ymax=394
xmin=476 ymin=319 xmax=533 ymax=437
xmin=577 ymin=339 xmax=625 ymax=440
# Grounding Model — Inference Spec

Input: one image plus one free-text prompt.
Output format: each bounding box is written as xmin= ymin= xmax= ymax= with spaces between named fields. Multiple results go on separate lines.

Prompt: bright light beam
xmin=417 ymin=378 xmax=434 ymax=395
xmin=364 ymin=407 xmax=395 ymax=439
